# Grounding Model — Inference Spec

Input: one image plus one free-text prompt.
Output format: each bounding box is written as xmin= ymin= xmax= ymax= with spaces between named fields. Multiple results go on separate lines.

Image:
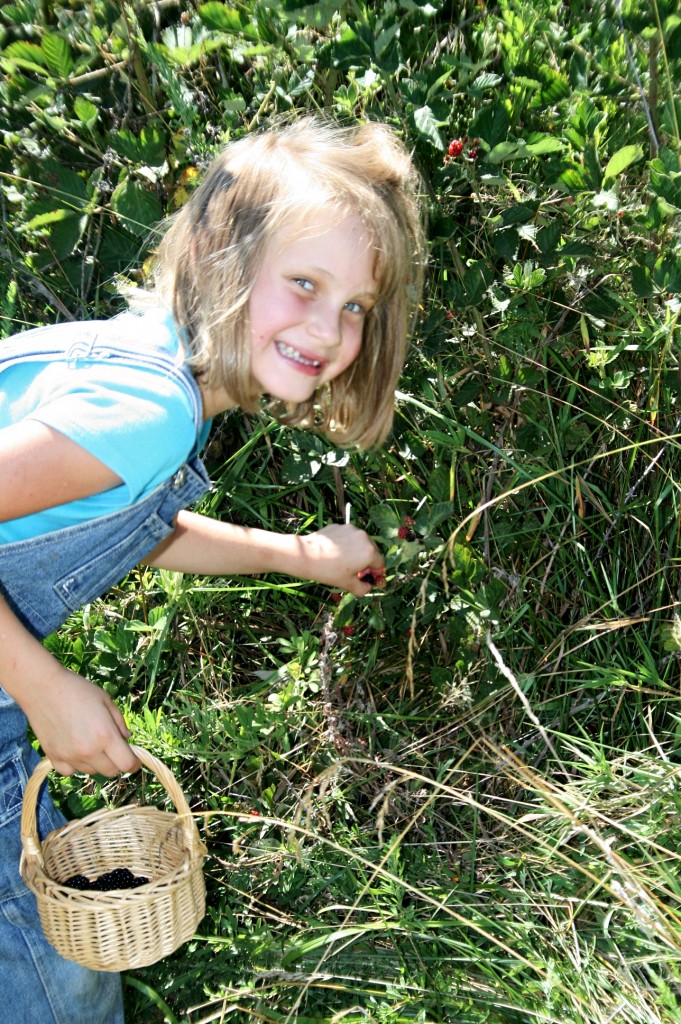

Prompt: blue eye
xmin=294 ymin=278 xmax=314 ymax=292
xmin=345 ymin=301 xmax=365 ymax=314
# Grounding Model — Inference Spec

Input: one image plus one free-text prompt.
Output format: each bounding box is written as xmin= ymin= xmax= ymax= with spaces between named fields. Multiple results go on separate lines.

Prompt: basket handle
xmin=20 ymin=744 xmax=201 ymax=869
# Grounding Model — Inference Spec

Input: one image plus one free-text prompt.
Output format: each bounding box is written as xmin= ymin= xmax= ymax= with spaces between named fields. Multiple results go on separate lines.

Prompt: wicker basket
xmin=20 ymin=744 xmax=206 ymax=972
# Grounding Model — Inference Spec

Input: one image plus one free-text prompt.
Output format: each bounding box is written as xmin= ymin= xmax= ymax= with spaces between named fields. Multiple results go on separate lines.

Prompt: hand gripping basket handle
xmin=20 ymin=744 xmax=201 ymax=869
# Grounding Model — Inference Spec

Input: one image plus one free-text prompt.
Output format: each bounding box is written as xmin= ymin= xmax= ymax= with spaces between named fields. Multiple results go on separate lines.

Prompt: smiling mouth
xmin=275 ymin=341 xmax=323 ymax=370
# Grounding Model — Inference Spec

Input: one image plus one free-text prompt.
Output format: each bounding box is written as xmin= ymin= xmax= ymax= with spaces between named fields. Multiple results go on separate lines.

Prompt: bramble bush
xmin=3 ymin=2 xmax=681 ymax=1022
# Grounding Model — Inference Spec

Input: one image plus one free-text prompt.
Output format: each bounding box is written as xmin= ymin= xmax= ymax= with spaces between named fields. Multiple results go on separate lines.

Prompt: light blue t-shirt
xmin=0 ymin=307 xmax=211 ymax=543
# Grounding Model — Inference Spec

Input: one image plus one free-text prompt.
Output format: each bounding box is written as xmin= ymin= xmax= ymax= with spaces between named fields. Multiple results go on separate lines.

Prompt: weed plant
xmin=2 ymin=1 xmax=681 ymax=1021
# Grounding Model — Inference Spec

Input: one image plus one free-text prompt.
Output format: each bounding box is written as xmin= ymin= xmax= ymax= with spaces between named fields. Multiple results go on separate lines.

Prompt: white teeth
xmin=276 ymin=341 xmax=321 ymax=368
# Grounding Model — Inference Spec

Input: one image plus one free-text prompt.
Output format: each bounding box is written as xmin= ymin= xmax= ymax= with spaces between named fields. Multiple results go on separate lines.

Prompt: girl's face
xmin=246 ymin=210 xmax=378 ymax=405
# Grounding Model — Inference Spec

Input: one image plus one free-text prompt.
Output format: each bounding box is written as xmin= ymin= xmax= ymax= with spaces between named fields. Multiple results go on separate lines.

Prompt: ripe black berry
xmin=64 ymin=874 xmax=91 ymax=890
xmin=62 ymin=867 xmax=149 ymax=891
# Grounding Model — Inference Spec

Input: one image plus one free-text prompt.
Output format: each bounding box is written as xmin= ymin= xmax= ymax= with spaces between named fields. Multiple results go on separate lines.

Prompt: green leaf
xmin=374 ymin=22 xmax=400 ymax=58
xmin=4 ymin=39 xmax=47 ymax=67
xmin=197 ymin=2 xmax=243 ymax=32
xmin=471 ymin=104 xmax=509 ymax=147
xmin=425 ymin=66 xmax=455 ymax=103
xmin=110 ymin=124 xmax=166 ymax=167
xmin=19 ymin=207 xmax=76 ymax=231
xmin=471 ymin=72 xmax=503 ymax=91
xmin=30 ymin=159 xmax=88 ymax=212
xmin=369 ymin=505 xmax=401 ymax=533
xmin=73 ymin=97 xmax=98 ymax=129
xmin=602 ymin=144 xmax=644 ymax=182
xmin=487 ymin=140 xmax=522 ymax=163
xmin=558 ymin=165 xmax=588 ymax=191
xmin=525 ymin=135 xmax=563 ymax=155
xmin=41 ymin=34 xmax=73 ymax=79
xmin=412 ymin=105 xmax=445 ymax=150
xmin=111 ymin=179 xmax=162 ymax=235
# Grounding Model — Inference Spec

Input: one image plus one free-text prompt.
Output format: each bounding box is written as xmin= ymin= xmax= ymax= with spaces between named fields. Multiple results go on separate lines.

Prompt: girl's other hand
xmin=299 ymin=523 xmax=384 ymax=596
xmin=24 ymin=666 xmax=140 ymax=777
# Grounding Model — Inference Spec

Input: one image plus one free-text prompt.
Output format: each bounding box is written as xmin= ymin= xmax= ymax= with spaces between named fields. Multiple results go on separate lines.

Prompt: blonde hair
xmin=149 ymin=117 xmax=426 ymax=449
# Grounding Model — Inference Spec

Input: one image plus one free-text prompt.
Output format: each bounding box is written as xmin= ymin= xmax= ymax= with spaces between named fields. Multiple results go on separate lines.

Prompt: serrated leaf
xmin=41 ymin=34 xmax=73 ymax=79
xmin=487 ymin=140 xmax=522 ymax=163
xmin=512 ymin=75 xmax=541 ymax=91
xmin=111 ymin=179 xmax=162 ymax=235
xmin=472 ymin=104 xmax=509 ymax=147
xmin=1 ymin=53 xmax=49 ymax=77
xmin=73 ymin=97 xmax=98 ymax=128
xmin=603 ymin=144 xmax=644 ymax=182
xmin=34 ymin=160 xmax=88 ymax=211
xmin=558 ymin=165 xmax=588 ymax=191
xmin=5 ymin=40 xmax=47 ymax=66
xmin=18 ymin=208 xmax=76 ymax=232
xmin=197 ymin=2 xmax=243 ymax=31
xmin=374 ymin=22 xmax=400 ymax=58
xmin=369 ymin=505 xmax=401 ymax=533
xmin=425 ymin=66 xmax=454 ymax=102
xmin=428 ymin=501 xmax=456 ymax=529
xmin=280 ymin=452 xmax=320 ymax=484
xmin=471 ymin=72 xmax=503 ymax=91
xmin=525 ymin=135 xmax=563 ymax=155
xmin=412 ymin=105 xmax=445 ymax=150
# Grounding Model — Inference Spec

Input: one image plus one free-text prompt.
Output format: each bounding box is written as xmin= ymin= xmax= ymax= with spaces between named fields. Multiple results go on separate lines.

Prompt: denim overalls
xmin=0 ymin=322 xmax=211 ymax=1023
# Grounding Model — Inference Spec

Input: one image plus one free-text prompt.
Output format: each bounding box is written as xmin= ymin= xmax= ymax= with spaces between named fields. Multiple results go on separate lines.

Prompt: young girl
xmin=0 ymin=116 xmax=425 ymax=1023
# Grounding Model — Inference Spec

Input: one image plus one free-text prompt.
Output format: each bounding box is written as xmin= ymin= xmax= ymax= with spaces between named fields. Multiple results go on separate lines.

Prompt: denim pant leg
xmin=0 ymin=693 xmax=124 ymax=1024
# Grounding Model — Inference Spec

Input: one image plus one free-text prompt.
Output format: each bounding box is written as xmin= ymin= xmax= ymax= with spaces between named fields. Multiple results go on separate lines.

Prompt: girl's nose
xmin=307 ymin=302 xmax=341 ymax=346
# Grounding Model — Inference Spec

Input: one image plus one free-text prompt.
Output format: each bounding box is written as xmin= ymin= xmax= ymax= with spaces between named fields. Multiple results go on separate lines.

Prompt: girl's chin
xmin=254 ymin=378 xmax=321 ymax=405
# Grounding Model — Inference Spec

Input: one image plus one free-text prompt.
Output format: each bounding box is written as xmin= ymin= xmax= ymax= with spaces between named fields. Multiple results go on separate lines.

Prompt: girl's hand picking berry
xmin=298 ymin=523 xmax=384 ymax=596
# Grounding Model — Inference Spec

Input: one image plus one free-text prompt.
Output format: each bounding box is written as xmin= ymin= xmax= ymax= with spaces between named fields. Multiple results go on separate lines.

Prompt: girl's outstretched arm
xmin=144 ymin=511 xmax=384 ymax=597
xmin=0 ymin=595 xmax=139 ymax=776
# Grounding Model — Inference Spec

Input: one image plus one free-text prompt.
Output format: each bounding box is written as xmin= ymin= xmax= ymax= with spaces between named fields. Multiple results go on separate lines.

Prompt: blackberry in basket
xmin=20 ymin=745 xmax=206 ymax=971
xmin=63 ymin=869 xmax=150 ymax=891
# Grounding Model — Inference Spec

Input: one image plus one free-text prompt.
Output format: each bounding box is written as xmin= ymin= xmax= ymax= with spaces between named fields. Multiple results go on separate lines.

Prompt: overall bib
xmin=0 ymin=323 xmax=211 ymax=1023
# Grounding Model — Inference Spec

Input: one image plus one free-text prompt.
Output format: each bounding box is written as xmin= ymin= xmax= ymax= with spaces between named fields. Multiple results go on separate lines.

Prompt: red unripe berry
xmin=342 ymin=625 xmax=355 ymax=637
xmin=398 ymin=525 xmax=415 ymax=541
xmin=403 ymin=516 xmax=415 ymax=527
xmin=469 ymin=147 xmax=479 ymax=159
xmin=448 ymin=139 xmax=464 ymax=157
xmin=330 ymin=592 xmax=342 ymax=604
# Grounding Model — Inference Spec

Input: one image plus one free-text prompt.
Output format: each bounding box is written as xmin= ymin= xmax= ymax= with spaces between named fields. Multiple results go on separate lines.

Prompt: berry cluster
xmin=358 ymin=568 xmax=386 ymax=587
xmin=446 ymin=137 xmax=480 ymax=162
xmin=397 ymin=516 xmax=416 ymax=542
xmin=63 ymin=868 xmax=149 ymax=892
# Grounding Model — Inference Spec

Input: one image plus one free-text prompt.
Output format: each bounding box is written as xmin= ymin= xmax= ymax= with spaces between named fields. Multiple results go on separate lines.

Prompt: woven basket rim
xmin=18 ymin=745 xmax=207 ymax=971
xmin=20 ymin=745 xmax=206 ymax=896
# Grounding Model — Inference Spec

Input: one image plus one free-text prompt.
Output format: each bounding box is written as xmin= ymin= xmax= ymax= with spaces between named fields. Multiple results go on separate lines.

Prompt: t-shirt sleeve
xmin=29 ymin=362 xmax=197 ymax=503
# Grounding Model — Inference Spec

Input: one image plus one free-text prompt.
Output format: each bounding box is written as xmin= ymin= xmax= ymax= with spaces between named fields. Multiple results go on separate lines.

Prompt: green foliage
xmin=4 ymin=1 xmax=681 ymax=1022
